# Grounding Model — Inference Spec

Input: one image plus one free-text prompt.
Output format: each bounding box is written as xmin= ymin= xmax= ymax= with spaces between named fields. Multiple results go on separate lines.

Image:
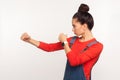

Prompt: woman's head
xmin=72 ymin=4 xmax=94 ymax=36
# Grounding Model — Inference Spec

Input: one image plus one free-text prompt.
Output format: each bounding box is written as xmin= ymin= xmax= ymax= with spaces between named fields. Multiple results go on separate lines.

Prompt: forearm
xmin=27 ymin=38 xmax=40 ymax=47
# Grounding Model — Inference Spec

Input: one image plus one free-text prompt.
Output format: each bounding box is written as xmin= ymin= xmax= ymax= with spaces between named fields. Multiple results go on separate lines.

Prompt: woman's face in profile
xmin=72 ymin=18 xmax=85 ymax=36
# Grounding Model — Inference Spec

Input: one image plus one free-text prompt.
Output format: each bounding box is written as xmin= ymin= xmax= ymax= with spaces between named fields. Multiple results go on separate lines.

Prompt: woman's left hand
xmin=58 ymin=33 xmax=67 ymax=42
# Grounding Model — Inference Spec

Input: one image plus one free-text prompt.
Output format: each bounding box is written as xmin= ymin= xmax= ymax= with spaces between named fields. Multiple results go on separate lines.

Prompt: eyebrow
xmin=72 ymin=24 xmax=75 ymax=27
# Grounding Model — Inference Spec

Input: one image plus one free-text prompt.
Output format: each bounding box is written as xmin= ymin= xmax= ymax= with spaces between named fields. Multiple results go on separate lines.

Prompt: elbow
xmin=69 ymin=63 xmax=77 ymax=67
xmin=67 ymin=53 xmax=80 ymax=67
xmin=68 ymin=59 xmax=79 ymax=67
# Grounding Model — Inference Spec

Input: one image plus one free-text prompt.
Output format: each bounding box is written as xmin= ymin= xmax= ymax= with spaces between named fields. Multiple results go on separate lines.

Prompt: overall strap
xmin=87 ymin=40 xmax=98 ymax=47
xmin=69 ymin=36 xmax=98 ymax=50
xmin=69 ymin=36 xmax=77 ymax=48
xmin=81 ymin=40 xmax=98 ymax=52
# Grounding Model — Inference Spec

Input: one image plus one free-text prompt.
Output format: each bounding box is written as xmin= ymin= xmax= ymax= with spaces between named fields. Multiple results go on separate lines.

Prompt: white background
xmin=0 ymin=0 xmax=120 ymax=80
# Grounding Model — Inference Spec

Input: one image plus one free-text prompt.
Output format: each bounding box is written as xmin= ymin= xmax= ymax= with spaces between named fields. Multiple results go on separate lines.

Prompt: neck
xmin=79 ymin=30 xmax=94 ymax=42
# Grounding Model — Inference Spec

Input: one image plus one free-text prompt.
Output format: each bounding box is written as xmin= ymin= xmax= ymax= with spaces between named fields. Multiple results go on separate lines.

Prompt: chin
xmin=75 ymin=34 xmax=82 ymax=37
xmin=74 ymin=32 xmax=81 ymax=36
xmin=74 ymin=34 xmax=79 ymax=36
xmin=74 ymin=32 xmax=77 ymax=35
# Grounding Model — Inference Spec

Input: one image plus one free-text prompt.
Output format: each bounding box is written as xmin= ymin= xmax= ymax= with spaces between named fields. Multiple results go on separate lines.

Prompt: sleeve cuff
xmin=37 ymin=41 xmax=44 ymax=49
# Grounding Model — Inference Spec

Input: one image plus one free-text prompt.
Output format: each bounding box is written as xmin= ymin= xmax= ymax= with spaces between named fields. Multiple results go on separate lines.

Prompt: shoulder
xmin=92 ymin=40 xmax=103 ymax=52
xmin=97 ymin=41 xmax=103 ymax=48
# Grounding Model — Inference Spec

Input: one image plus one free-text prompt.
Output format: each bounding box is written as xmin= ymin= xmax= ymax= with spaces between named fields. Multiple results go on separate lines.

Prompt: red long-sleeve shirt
xmin=38 ymin=37 xmax=103 ymax=80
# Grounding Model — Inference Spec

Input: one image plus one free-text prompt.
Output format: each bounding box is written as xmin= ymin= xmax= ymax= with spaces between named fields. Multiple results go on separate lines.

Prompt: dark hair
xmin=73 ymin=4 xmax=94 ymax=30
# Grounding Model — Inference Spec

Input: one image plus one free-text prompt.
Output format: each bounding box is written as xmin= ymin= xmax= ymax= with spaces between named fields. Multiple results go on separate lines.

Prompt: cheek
xmin=76 ymin=27 xmax=84 ymax=34
xmin=76 ymin=28 xmax=81 ymax=34
xmin=76 ymin=26 xmax=81 ymax=32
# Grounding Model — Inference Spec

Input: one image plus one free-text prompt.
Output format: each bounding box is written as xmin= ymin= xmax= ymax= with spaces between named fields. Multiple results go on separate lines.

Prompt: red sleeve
xmin=66 ymin=42 xmax=103 ymax=66
xmin=37 ymin=37 xmax=72 ymax=52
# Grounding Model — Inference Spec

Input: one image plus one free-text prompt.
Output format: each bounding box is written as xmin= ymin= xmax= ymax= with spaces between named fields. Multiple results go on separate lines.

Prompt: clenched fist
xmin=58 ymin=33 xmax=67 ymax=42
xmin=21 ymin=33 xmax=31 ymax=42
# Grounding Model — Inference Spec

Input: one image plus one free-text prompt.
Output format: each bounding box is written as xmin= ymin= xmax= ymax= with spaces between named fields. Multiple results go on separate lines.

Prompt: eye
xmin=72 ymin=24 xmax=75 ymax=28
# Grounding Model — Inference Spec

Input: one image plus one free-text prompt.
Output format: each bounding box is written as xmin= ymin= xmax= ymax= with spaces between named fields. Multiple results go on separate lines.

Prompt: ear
xmin=82 ymin=23 xmax=88 ymax=30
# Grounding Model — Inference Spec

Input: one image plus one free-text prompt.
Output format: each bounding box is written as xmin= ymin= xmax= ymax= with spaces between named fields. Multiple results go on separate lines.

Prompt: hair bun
xmin=78 ymin=4 xmax=89 ymax=13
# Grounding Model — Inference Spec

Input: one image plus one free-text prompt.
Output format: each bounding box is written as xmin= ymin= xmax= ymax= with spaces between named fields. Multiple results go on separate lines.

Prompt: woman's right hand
xmin=21 ymin=33 xmax=31 ymax=42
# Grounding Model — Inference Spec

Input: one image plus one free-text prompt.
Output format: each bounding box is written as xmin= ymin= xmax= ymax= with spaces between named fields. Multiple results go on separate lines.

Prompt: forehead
xmin=72 ymin=18 xmax=78 ymax=24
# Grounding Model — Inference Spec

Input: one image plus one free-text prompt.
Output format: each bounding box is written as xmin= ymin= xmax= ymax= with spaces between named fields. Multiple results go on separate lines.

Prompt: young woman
xmin=21 ymin=4 xmax=103 ymax=80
